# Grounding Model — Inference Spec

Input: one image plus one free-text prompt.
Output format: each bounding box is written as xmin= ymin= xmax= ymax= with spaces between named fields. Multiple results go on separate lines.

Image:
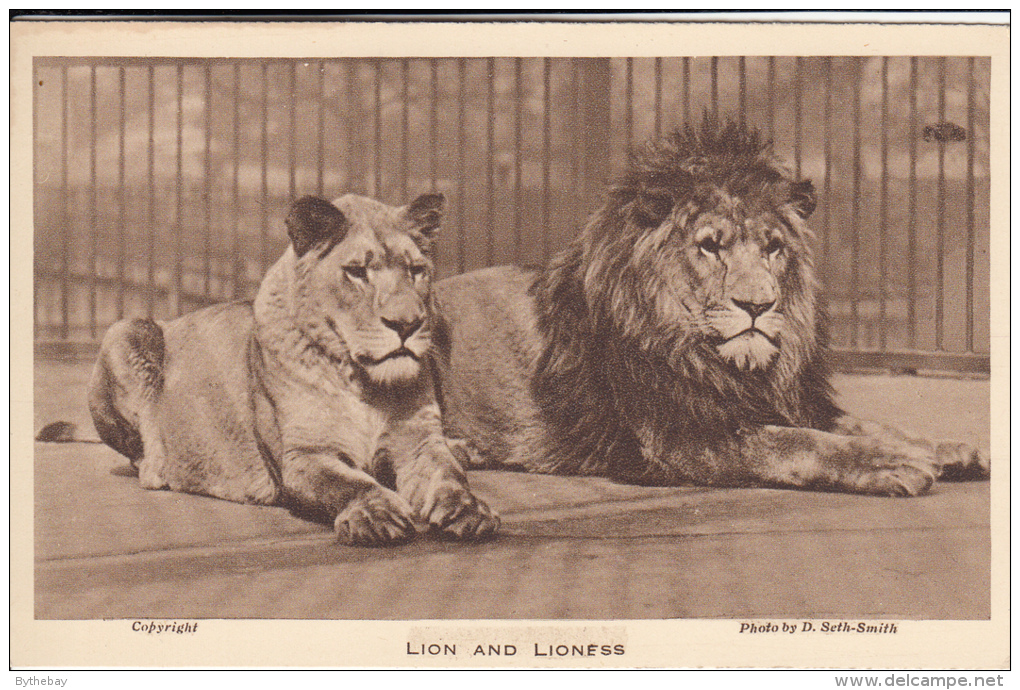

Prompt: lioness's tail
xmin=87 ymin=318 xmax=165 ymax=462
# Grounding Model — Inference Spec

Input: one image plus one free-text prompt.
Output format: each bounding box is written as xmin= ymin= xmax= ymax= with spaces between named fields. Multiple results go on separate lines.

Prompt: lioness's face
xmin=287 ymin=193 xmax=443 ymax=387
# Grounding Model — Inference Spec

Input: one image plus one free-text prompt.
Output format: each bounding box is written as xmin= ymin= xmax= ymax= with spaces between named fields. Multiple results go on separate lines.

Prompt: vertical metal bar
xmin=653 ymin=57 xmax=662 ymax=138
xmin=260 ymin=63 xmax=269 ymax=275
xmin=401 ymin=58 xmax=410 ymax=200
xmin=457 ymin=58 xmax=466 ymax=273
xmin=289 ymin=60 xmax=297 ymax=200
xmin=316 ymin=60 xmax=325 ymax=197
xmin=878 ymin=57 xmax=889 ymax=349
xmin=767 ymin=57 xmax=776 ymax=141
xmin=89 ymin=66 xmax=98 ymax=336
xmin=346 ymin=60 xmax=358 ymax=194
xmin=486 ymin=57 xmax=495 ymax=267
xmin=682 ymin=57 xmax=691 ymax=125
xmin=710 ymin=56 xmax=718 ymax=119
xmin=935 ymin=57 xmax=946 ymax=350
xmin=822 ymin=58 xmax=832 ymax=292
xmin=147 ymin=65 xmax=156 ymax=317
xmin=203 ymin=63 xmax=212 ymax=297
xmin=907 ymin=57 xmax=918 ymax=349
xmin=850 ymin=59 xmax=862 ymax=348
xmin=738 ymin=57 xmax=746 ymax=125
xmin=430 ymin=59 xmax=438 ymax=189
xmin=232 ymin=62 xmax=242 ymax=298
xmin=59 ymin=66 xmax=69 ymax=340
xmin=117 ymin=66 xmax=126 ymax=320
xmin=513 ymin=57 xmax=523 ymax=264
xmin=174 ymin=63 xmax=184 ymax=318
xmin=965 ymin=57 xmax=976 ymax=352
xmin=794 ymin=57 xmax=802 ymax=178
xmin=624 ymin=57 xmax=633 ymax=150
xmin=542 ymin=57 xmax=551 ymax=263
xmin=374 ymin=60 xmax=383 ymax=197
xmin=32 ymin=64 xmax=38 ymax=336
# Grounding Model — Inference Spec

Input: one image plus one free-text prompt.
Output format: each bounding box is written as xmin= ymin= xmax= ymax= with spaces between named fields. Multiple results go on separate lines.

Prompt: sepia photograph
xmin=12 ymin=17 xmax=1009 ymax=670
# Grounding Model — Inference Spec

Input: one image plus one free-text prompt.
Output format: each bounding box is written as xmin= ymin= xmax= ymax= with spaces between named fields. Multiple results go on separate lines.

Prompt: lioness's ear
xmin=285 ymin=196 xmax=347 ymax=257
xmin=790 ymin=179 xmax=816 ymax=220
xmin=406 ymin=192 xmax=445 ymax=252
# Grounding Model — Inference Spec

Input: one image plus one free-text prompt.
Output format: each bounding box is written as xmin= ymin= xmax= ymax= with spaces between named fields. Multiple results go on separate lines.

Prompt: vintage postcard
xmin=11 ymin=17 xmax=1009 ymax=670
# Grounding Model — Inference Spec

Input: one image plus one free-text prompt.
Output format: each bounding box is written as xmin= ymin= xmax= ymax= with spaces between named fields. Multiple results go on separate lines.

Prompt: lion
xmin=434 ymin=118 xmax=989 ymax=494
xmin=88 ymin=192 xmax=499 ymax=545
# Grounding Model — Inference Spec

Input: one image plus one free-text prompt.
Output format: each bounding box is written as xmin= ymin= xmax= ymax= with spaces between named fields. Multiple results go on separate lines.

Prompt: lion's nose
xmin=381 ymin=316 xmax=424 ymax=342
xmin=732 ymin=299 xmax=775 ymax=319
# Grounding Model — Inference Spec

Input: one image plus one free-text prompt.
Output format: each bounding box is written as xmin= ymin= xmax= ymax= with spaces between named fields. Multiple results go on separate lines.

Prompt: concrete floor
xmin=31 ymin=359 xmax=992 ymax=620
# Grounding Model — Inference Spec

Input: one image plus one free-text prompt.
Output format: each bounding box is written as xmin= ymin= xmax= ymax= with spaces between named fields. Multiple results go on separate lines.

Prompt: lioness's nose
xmin=381 ymin=316 xmax=424 ymax=341
xmin=732 ymin=299 xmax=775 ymax=319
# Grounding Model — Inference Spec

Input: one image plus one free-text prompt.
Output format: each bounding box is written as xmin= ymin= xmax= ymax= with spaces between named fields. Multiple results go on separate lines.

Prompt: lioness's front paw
xmin=334 ymin=487 xmax=417 ymax=546
xmin=935 ymin=441 xmax=990 ymax=481
xmin=423 ymin=484 xmax=500 ymax=541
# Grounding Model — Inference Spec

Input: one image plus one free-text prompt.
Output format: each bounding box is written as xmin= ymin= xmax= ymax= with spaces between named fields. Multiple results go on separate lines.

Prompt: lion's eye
xmin=409 ymin=264 xmax=428 ymax=280
xmin=343 ymin=265 xmax=368 ymax=281
xmin=764 ymin=237 xmax=784 ymax=256
xmin=698 ymin=237 xmax=721 ymax=257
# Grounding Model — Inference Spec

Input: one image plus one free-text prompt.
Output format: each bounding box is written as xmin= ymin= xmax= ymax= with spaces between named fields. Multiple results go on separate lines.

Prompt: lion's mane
xmin=528 ymin=118 xmax=842 ymax=482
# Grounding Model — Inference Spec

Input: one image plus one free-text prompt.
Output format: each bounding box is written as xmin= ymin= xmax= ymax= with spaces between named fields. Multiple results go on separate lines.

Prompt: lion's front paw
xmin=935 ymin=441 xmax=990 ymax=481
xmin=334 ymin=487 xmax=417 ymax=546
xmin=851 ymin=441 xmax=938 ymax=497
xmin=422 ymin=483 xmax=500 ymax=541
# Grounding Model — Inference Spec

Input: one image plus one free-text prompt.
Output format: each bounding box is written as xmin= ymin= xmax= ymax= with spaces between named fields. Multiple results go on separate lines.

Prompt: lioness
xmin=89 ymin=193 xmax=498 ymax=545
xmin=435 ymin=119 xmax=989 ymax=493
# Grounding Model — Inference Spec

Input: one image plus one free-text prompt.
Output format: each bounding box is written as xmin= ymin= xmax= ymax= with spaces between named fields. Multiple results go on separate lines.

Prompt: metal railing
xmin=32 ymin=56 xmax=990 ymax=373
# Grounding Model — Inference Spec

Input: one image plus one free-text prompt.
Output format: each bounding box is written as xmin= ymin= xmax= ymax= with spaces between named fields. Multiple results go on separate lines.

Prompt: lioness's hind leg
xmin=88 ymin=318 xmax=165 ymax=465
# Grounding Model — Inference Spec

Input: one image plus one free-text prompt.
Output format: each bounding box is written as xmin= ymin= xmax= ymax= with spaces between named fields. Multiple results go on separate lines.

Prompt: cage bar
xmin=513 ymin=58 xmax=523 ymax=264
xmin=682 ymin=57 xmax=691 ymax=125
xmin=89 ymin=66 xmax=98 ymax=336
xmin=654 ymin=57 xmax=662 ymax=138
xmin=117 ymin=67 xmax=126 ymax=320
xmin=821 ymin=58 xmax=832 ymax=290
xmin=850 ymin=59 xmax=862 ymax=348
xmin=907 ymin=57 xmax=918 ymax=349
xmin=486 ymin=57 xmax=496 ymax=267
xmin=59 ymin=66 xmax=69 ymax=339
xmin=624 ymin=57 xmax=633 ymax=149
xmin=147 ymin=65 xmax=156 ymax=316
xmin=738 ymin=57 xmax=746 ymax=124
xmin=232 ymin=62 xmax=242 ymax=298
xmin=542 ymin=57 xmax=552 ymax=262
xmin=430 ymin=59 xmax=439 ymax=189
xmin=316 ymin=60 xmax=325 ymax=197
xmin=289 ymin=60 xmax=297 ymax=201
xmin=203 ymin=63 xmax=212 ymax=298
xmin=965 ymin=57 xmax=976 ymax=352
xmin=794 ymin=57 xmax=802 ymax=179
xmin=373 ymin=61 xmax=383 ymax=197
xmin=935 ymin=57 xmax=947 ymax=351
xmin=401 ymin=58 xmax=410 ymax=200
xmin=710 ymin=56 xmax=719 ymax=118
xmin=174 ymin=63 xmax=185 ymax=318
xmin=260 ymin=63 xmax=269 ymax=276
xmin=878 ymin=57 xmax=889 ymax=349
xmin=457 ymin=58 xmax=467 ymax=274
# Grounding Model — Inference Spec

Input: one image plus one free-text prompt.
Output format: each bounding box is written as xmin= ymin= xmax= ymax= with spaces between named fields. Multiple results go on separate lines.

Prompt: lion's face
xmin=682 ymin=204 xmax=804 ymax=370
xmin=284 ymin=193 xmax=444 ymax=387
xmin=591 ymin=179 xmax=817 ymax=375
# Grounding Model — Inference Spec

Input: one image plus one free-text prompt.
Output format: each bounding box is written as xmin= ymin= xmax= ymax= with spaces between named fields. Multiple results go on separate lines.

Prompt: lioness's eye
xmin=409 ymin=264 xmax=428 ymax=279
xmin=698 ymin=237 xmax=721 ymax=257
xmin=343 ymin=265 xmax=368 ymax=281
